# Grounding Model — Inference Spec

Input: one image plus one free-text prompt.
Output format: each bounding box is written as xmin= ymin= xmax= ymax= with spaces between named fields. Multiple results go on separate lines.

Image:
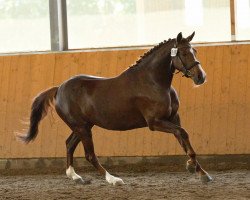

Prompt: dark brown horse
xmin=18 ymin=32 xmax=212 ymax=185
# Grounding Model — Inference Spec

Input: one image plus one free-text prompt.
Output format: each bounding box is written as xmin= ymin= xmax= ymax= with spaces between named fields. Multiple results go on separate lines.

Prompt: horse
xmin=18 ymin=32 xmax=212 ymax=185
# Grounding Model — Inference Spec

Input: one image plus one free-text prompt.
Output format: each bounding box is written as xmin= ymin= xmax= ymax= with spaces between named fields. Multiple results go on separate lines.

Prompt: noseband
xmin=170 ymin=46 xmax=200 ymax=78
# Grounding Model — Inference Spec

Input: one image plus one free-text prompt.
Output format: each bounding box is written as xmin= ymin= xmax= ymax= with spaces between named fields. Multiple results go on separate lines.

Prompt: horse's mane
xmin=131 ymin=38 xmax=173 ymax=68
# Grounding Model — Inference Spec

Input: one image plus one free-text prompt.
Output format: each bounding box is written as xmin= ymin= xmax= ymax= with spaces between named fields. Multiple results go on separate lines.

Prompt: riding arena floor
xmin=0 ymin=168 xmax=249 ymax=200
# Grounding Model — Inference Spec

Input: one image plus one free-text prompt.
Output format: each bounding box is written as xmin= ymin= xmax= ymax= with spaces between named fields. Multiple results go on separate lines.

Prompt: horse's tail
xmin=17 ymin=86 xmax=58 ymax=143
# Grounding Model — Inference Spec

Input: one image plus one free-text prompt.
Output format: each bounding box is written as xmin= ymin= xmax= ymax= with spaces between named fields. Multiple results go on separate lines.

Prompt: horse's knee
xmin=179 ymin=129 xmax=189 ymax=140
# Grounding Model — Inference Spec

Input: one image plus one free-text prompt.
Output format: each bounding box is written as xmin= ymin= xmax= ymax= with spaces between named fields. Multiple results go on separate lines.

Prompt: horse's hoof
xmin=200 ymin=172 xmax=213 ymax=184
xmin=108 ymin=177 xmax=125 ymax=186
xmin=186 ymin=160 xmax=196 ymax=173
xmin=113 ymin=178 xmax=125 ymax=186
xmin=105 ymin=172 xmax=125 ymax=186
xmin=74 ymin=178 xmax=91 ymax=185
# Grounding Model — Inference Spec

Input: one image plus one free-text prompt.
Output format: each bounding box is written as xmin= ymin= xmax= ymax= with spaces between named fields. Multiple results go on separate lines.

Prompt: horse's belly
xmin=91 ymin=108 xmax=147 ymax=131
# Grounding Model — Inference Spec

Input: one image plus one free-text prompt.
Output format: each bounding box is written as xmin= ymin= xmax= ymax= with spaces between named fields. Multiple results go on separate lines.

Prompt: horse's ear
xmin=187 ymin=31 xmax=195 ymax=42
xmin=177 ymin=32 xmax=183 ymax=43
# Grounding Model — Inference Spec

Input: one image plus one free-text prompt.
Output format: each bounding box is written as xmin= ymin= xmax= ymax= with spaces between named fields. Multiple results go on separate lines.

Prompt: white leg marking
xmin=105 ymin=171 xmax=125 ymax=186
xmin=66 ymin=166 xmax=82 ymax=180
xmin=200 ymin=172 xmax=213 ymax=183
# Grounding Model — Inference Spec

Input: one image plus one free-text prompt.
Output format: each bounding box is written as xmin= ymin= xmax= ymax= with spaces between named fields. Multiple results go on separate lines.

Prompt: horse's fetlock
xmin=85 ymin=153 xmax=95 ymax=163
xmin=85 ymin=154 xmax=90 ymax=162
xmin=188 ymin=153 xmax=196 ymax=159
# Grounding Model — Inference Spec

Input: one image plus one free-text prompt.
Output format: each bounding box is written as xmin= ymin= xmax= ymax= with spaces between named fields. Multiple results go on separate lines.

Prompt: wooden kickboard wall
xmin=0 ymin=44 xmax=249 ymax=158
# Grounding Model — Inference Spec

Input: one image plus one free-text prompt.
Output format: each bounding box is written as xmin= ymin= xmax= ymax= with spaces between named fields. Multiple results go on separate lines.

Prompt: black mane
xmin=131 ymin=38 xmax=172 ymax=68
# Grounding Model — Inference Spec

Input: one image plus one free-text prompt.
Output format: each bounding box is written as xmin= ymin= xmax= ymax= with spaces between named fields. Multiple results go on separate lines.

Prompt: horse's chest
xmin=155 ymin=101 xmax=173 ymax=118
xmin=137 ymin=93 xmax=173 ymax=119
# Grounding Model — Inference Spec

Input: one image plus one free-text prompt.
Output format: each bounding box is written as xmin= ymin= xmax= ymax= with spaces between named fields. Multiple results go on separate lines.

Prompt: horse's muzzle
xmin=193 ymin=65 xmax=206 ymax=85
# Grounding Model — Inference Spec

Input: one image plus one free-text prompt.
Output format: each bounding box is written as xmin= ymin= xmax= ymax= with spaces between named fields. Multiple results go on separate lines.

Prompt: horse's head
xmin=171 ymin=32 xmax=206 ymax=85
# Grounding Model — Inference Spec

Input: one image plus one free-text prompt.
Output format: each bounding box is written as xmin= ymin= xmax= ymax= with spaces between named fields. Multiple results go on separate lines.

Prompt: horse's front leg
xmin=147 ymin=118 xmax=212 ymax=183
xmin=76 ymin=127 xmax=125 ymax=186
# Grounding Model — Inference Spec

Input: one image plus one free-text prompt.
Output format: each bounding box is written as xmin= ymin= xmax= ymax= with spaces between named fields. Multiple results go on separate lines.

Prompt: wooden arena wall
xmin=0 ymin=43 xmax=250 ymax=158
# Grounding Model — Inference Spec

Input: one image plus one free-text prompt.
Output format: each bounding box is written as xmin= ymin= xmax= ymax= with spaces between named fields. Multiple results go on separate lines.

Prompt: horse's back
xmin=66 ymin=74 xmax=109 ymax=81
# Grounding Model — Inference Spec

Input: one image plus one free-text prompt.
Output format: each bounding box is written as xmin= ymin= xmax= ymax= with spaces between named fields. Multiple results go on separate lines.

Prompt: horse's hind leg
xmin=66 ymin=133 xmax=80 ymax=168
xmin=65 ymin=132 xmax=90 ymax=184
xmin=76 ymin=126 xmax=124 ymax=186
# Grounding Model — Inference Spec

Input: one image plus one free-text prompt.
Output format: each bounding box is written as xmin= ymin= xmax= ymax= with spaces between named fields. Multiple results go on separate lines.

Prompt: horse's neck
xmin=137 ymin=45 xmax=174 ymax=88
xmin=152 ymin=56 xmax=174 ymax=87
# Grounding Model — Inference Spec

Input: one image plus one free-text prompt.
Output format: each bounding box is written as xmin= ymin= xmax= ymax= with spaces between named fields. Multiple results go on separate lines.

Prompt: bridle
xmin=170 ymin=45 xmax=200 ymax=78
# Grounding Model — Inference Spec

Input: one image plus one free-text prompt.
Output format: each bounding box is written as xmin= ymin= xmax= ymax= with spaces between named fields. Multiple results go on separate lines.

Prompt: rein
xmin=171 ymin=46 xmax=200 ymax=78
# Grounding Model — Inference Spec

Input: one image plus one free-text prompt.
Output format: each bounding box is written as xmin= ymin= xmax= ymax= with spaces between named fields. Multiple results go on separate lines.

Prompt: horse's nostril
xmin=195 ymin=72 xmax=205 ymax=85
xmin=197 ymin=73 xmax=202 ymax=82
xmin=197 ymin=73 xmax=205 ymax=82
